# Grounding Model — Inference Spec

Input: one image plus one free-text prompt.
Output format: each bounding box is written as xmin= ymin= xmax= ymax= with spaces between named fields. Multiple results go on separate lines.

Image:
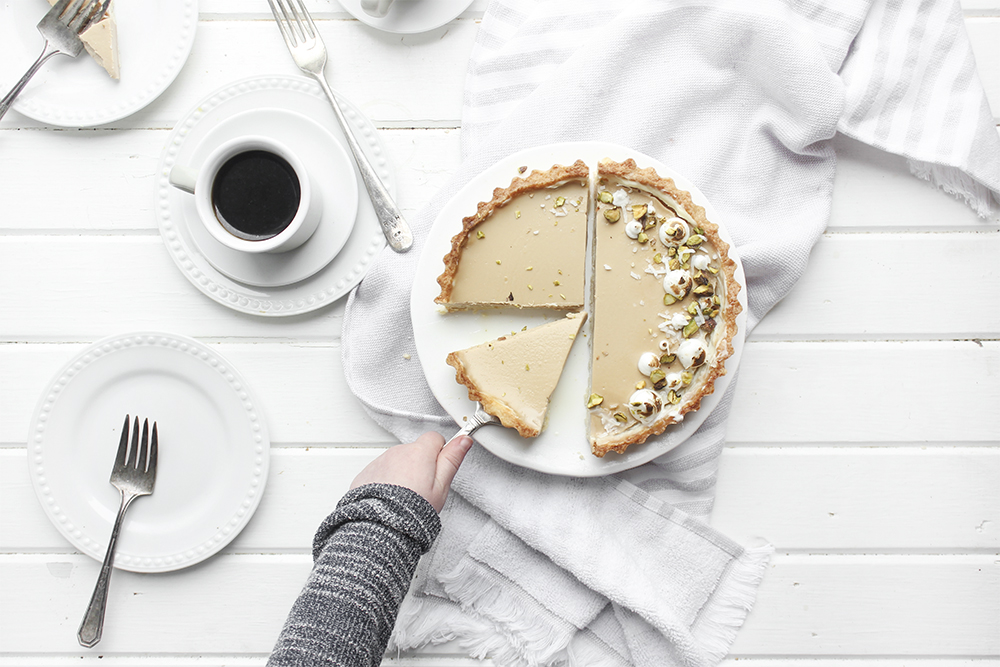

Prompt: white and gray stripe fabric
xmin=342 ymin=1 xmax=999 ymax=665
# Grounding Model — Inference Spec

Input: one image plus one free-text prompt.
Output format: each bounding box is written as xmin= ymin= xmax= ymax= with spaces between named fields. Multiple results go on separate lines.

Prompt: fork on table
xmin=0 ymin=0 xmax=112 ymax=121
xmin=267 ymin=0 xmax=414 ymax=253
xmin=77 ymin=416 xmax=158 ymax=648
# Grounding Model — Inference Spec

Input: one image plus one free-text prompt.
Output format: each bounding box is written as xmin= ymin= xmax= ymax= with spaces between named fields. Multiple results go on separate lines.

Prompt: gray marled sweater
xmin=267 ymin=483 xmax=442 ymax=667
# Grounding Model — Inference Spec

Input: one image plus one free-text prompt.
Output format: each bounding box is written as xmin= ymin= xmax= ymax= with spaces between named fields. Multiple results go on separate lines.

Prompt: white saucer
xmin=27 ymin=332 xmax=269 ymax=573
xmin=177 ymin=108 xmax=359 ymax=288
xmin=411 ymin=142 xmax=748 ymax=477
xmin=340 ymin=0 xmax=475 ymax=34
xmin=156 ymin=76 xmax=392 ymax=316
xmin=0 ymin=0 xmax=197 ymax=127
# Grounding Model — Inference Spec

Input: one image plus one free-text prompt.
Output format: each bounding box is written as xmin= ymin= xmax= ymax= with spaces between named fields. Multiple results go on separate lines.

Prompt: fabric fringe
xmin=908 ymin=159 xmax=998 ymax=218
xmin=691 ymin=540 xmax=773 ymax=664
xmin=437 ymin=558 xmax=578 ymax=667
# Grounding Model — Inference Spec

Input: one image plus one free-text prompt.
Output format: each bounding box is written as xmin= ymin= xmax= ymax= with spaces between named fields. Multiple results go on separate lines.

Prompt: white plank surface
xmin=1 ymin=1 xmax=998 ymax=666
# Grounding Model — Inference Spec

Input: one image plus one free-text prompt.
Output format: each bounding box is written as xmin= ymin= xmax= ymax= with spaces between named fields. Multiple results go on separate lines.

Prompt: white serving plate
xmin=411 ymin=141 xmax=747 ymax=476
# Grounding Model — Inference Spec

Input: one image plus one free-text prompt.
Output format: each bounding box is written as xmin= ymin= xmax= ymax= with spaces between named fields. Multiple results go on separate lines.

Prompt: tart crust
xmin=589 ymin=158 xmax=741 ymax=456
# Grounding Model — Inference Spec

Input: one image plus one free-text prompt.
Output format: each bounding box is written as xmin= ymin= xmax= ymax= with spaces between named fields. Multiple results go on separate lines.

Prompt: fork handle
xmin=310 ymin=72 xmax=413 ymax=253
xmin=78 ymin=490 xmax=137 ymax=648
xmin=0 ymin=41 xmax=64 ymax=121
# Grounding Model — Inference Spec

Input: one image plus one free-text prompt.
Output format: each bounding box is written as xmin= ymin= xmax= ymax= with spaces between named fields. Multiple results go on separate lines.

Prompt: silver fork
xmin=0 ymin=0 xmax=112 ymax=120
xmin=267 ymin=0 xmax=414 ymax=253
xmin=445 ymin=403 xmax=501 ymax=446
xmin=78 ymin=415 xmax=158 ymax=648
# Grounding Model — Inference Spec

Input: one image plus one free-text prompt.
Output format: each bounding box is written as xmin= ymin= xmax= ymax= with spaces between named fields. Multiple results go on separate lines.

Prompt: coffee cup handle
xmin=168 ymin=165 xmax=199 ymax=195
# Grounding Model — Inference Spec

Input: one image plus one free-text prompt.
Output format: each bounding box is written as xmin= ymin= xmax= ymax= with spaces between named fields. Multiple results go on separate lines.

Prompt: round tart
xmin=436 ymin=158 xmax=741 ymax=456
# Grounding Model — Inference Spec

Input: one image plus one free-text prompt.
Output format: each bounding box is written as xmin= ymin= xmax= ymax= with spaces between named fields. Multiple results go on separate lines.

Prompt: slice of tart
xmin=587 ymin=158 xmax=741 ymax=457
xmin=435 ymin=161 xmax=590 ymax=311
xmin=47 ymin=0 xmax=120 ymax=79
xmin=446 ymin=312 xmax=587 ymax=438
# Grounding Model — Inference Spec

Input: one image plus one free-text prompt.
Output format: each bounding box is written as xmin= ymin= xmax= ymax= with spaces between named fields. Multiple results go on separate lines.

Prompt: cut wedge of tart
xmin=587 ymin=159 xmax=741 ymax=456
xmin=435 ymin=161 xmax=590 ymax=311
xmin=446 ymin=312 xmax=587 ymax=438
xmin=47 ymin=0 xmax=120 ymax=79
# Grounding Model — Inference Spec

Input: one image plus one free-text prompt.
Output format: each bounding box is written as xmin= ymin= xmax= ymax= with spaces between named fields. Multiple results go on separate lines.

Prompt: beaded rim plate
xmin=155 ymin=75 xmax=391 ymax=316
xmin=0 ymin=0 xmax=198 ymax=127
xmin=27 ymin=332 xmax=269 ymax=573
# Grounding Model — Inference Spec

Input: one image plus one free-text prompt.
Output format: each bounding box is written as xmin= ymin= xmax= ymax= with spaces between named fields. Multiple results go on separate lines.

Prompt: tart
xmin=435 ymin=161 xmax=589 ymax=311
xmin=446 ymin=312 xmax=587 ymax=438
xmin=47 ymin=0 xmax=120 ymax=79
xmin=588 ymin=159 xmax=741 ymax=456
xmin=435 ymin=157 xmax=741 ymax=458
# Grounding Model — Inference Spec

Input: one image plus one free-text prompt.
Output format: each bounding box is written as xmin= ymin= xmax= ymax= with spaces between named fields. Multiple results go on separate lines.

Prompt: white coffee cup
xmin=360 ymin=0 xmax=394 ymax=17
xmin=168 ymin=136 xmax=322 ymax=254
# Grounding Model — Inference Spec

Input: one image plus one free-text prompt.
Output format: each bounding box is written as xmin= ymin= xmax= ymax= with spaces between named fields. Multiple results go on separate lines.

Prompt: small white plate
xmin=0 ymin=0 xmax=198 ymax=127
xmin=27 ymin=332 xmax=269 ymax=573
xmin=411 ymin=142 xmax=748 ymax=477
xmin=156 ymin=75 xmax=392 ymax=316
xmin=339 ymin=0 xmax=475 ymax=34
xmin=176 ymin=108 xmax=359 ymax=288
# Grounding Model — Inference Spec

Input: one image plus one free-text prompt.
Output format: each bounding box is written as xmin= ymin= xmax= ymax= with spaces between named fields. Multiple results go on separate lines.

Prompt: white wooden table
xmin=2 ymin=1 xmax=998 ymax=664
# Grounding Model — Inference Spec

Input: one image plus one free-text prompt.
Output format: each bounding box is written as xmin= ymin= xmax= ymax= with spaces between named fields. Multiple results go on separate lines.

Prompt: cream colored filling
xmin=47 ymin=0 xmax=119 ymax=79
xmin=451 ymin=312 xmax=586 ymax=434
xmin=449 ymin=182 xmax=588 ymax=308
xmin=590 ymin=180 xmax=724 ymax=440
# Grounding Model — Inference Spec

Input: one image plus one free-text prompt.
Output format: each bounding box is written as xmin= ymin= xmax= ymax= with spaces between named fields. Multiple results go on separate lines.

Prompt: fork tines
xmin=268 ymin=0 xmax=318 ymax=47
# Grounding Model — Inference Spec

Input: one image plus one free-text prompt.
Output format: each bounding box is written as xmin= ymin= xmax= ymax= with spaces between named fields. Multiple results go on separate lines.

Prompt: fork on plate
xmin=77 ymin=415 xmax=158 ymax=648
xmin=0 ymin=0 xmax=112 ymax=120
xmin=267 ymin=0 xmax=414 ymax=253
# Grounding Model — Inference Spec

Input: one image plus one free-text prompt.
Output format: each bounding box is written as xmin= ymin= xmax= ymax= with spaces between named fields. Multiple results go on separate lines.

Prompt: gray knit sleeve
xmin=267 ymin=483 xmax=442 ymax=667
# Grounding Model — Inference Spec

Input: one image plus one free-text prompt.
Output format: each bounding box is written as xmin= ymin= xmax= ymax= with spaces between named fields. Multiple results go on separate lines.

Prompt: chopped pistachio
xmin=527 ymin=284 xmax=533 ymax=290
xmin=522 ymin=325 xmax=528 ymax=331
xmin=476 ymin=230 xmax=485 ymax=239
xmin=613 ymin=412 xmax=628 ymax=423
xmin=667 ymin=390 xmax=681 ymax=405
xmin=663 ymin=294 xmax=677 ymax=306
xmin=632 ymin=204 xmax=647 ymax=220
xmin=701 ymin=319 xmax=717 ymax=334
xmin=604 ymin=207 xmax=621 ymax=223
xmin=666 ymin=246 xmax=677 ymax=257
xmin=518 ymin=165 xmax=527 ymax=174
xmin=496 ymin=259 xmax=502 ymax=265
xmin=687 ymin=302 xmax=699 ymax=316
xmin=587 ymin=393 xmax=604 ymax=408
xmin=682 ymin=319 xmax=700 ymax=338
xmin=653 ymin=253 xmax=663 ymax=264
xmin=685 ymin=236 xmax=704 ymax=247
xmin=525 ymin=364 xmax=530 ymax=371
xmin=515 ymin=210 xmax=521 ymax=219
xmin=712 ymin=295 xmax=721 ymax=305
xmin=637 ymin=232 xmax=649 ymax=244
xmin=707 ymin=265 xmax=720 ymax=274
xmin=660 ymin=353 xmax=676 ymax=365
xmin=553 ymin=280 xmax=561 ymax=286
xmin=636 ymin=380 xmax=646 ymax=390
xmin=650 ymin=368 xmax=667 ymax=389
xmin=668 ymin=258 xmax=681 ymax=271
xmin=693 ymin=284 xmax=713 ymax=296
xmin=555 ymin=196 xmax=566 ymax=207
xmin=598 ymin=190 xmax=614 ymax=204
xmin=681 ymin=371 xmax=693 ymax=385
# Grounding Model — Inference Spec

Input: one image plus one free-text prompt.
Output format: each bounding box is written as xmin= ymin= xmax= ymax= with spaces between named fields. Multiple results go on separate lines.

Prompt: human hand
xmin=350 ymin=432 xmax=474 ymax=512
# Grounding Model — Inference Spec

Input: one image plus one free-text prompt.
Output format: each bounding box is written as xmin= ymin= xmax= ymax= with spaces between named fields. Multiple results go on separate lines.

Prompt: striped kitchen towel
xmin=343 ymin=1 xmax=1000 ymax=665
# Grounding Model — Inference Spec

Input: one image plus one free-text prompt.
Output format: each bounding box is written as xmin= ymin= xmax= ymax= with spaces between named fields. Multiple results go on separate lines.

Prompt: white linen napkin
xmin=342 ymin=1 xmax=1000 ymax=665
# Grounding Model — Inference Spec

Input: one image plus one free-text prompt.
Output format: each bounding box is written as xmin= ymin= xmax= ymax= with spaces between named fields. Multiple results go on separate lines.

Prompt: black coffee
xmin=211 ymin=150 xmax=301 ymax=241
